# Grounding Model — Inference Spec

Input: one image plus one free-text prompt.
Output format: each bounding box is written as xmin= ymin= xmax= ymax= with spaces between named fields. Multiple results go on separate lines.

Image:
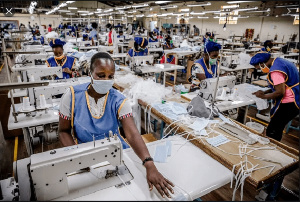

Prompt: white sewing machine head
xmin=148 ymin=42 xmax=160 ymax=48
xmin=221 ymin=55 xmax=239 ymax=69
xmin=199 ymin=75 xmax=236 ymax=101
xmin=15 ymin=54 xmax=52 ymax=67
xmin=26 ymin=66 xmax=63 ymax=81
xmin=131 ymin=55 xmax=154 ymax=67
xmin=26 ymin=135 xmax=131 ymax=201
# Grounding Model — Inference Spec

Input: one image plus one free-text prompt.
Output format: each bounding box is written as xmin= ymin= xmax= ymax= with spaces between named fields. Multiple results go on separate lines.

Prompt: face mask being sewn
xmin=206 ymin=134 xmax=230 ymax=147
xmin=91 ymin=74 xmax=114 ymax=94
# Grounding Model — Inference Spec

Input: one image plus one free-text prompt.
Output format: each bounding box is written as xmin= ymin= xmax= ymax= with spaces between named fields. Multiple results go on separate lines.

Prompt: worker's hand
xmin=63 ymin=68 xmax=72 ymax=74
xmin=145 ymin=161 xmax=174 ymax=198
xmin=252 ymin=90 xmax=265 ymax=99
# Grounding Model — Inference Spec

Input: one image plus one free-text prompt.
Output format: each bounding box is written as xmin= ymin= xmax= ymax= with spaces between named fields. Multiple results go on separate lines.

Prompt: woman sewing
xmin=161 ymin=35 xmax=176 ymax=64
xmin=149 ymin=31 xmax=158 ymax=42
xmin=127 ymin=37 xmax=149 ymax=57
xmin=45 ymin=39 xmax=76 ymax=79
xmin=189 ymin=41 xmax=221 ymax=83
xmin=58 ymin=52 xmax=174 ymax=198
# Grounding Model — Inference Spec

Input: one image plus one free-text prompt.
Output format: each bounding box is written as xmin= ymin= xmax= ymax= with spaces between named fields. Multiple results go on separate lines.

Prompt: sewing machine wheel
xmin=200 ymin=80 xmax=207 ymax=89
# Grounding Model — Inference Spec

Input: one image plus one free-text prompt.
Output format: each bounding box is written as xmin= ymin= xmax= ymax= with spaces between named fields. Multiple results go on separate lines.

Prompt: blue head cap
xmin=204 ymin=41 xmax=221 ymax=53
xmin=250 ymin=52 xmax=271 ymax=66
xmin=134 ymin=37 xmax=148 ymax=47
xmin=49 ymin=38 xmax=66 ymax=48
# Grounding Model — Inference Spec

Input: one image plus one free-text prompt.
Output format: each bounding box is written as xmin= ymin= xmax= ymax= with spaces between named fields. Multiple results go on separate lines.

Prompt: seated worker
xmin=203 ymin=32 xmax=217 ymax=45
xmin=189 ymin=41 xmax=221 ymax=84
xmin=117 ymin=30 xmax=125 ymax=39
xmin=89 ymin=22 xmax=98 ymax=41
xmin=58 ymin=52 xmax=174 ymax=198
xmin=149 ymin=31 xmax=158 ymax=42
xmin=161 ymin=35 xmax=176 ymax=64
xmin=83 ymin=34 xmax=95 ymax=46
xmin=46 ymin=39 xmax=76 ymax=79
xmin=127 ymin=37 xmax=149 ymax=57
xmin=249 ymin=52 xmax=299 ymax=201
xmin=261 ymin=40 xmax=273 ymax=53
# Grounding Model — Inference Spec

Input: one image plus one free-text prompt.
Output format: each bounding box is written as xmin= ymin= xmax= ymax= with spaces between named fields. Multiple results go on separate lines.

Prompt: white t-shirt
xmin=59 ymin=88 xmax=132 ymax=120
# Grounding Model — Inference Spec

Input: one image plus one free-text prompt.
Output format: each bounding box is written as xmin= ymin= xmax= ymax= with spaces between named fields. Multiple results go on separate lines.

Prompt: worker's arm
xmin=121 ymin=117 xmax=174 ymax=198
xmin=195 ymin=73 xmax=206 ymax=81
xmin=252 ymin=83 xmax=285 ymax=99
xmin=58 ymin=117 xmax=75 ymax=147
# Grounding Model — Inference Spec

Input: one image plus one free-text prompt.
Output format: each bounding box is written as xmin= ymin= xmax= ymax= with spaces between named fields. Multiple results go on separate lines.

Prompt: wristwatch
xmin=142 ymin=157 xmax=153 ymax=165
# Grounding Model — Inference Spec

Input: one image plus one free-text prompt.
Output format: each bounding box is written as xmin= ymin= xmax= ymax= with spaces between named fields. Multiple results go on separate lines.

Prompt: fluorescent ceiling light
xmin=66 ymin=1 xmax=75 ymax=3
xmin=247 ymin=8 xmax=270 ymax=13
xmin=58 ymin=10 xmax=70 ymax=12
xmin=234 ymin=7 xmax=258 ymax=12
xmin=128 ymin=10 xmax=137 ymax=13
xmin=58 ymin=3 xmax=67 ymax=8
xmin=77 ymin=10 xmax=89 ymax=13
xmin=161 ymin=5 xmax=178 ymax=9
xmin=203 ymin=10 xmax=221 ymax=13
xmin=157 ymin=14 xmax=168 ymax=16
xmin=68 ymin=7 xmax=77 ymax=9
xmin=198 ymin=16 xmax=209 ymax=18
xmin=104 ymin=8 xmax=113 ymax=12
xmin=222 ymin=5 xmax=239 ymax=9
xmin=187 ymin=2 xmax=211 ymax=7
xmin=80 ymin=13 xmax=87 ymax=16
xmin=275 ymin=4 xmax=299 ymax=8
xmin=136 ymin=14 xmax=144 ymax=17
xmin=66 ymin=13 xmax=75 ymax=15
xmin=190 ymin=11 xmax=205 ymax=15
xmin=155 ymin=1 xmax=171 ymax=4
xmin=227 ymin=1 xmax=255 ymax=4
xmin=88 ymin=12 xmax=94 ymax=15
xmin=127 ymin=15 xmax=134 ymax=17
xmin=115 ymin=6 xmax=131 ymax=10
xmin=132 ymin=4 xmax=148 ymax=8
xmin=180 ymin=8 xmax=190 ymax=12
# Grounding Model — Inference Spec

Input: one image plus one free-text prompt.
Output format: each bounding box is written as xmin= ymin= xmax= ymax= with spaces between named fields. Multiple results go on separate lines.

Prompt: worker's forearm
xmin=59 ymin=132 xmax=75 ymax=147
xmin=126 ymin=130 xmax=151 ymax=161
xmin=263 ymin=91 xmax=284 ymax=100
xmin=264 ymin=89 xmax=273 ymax=94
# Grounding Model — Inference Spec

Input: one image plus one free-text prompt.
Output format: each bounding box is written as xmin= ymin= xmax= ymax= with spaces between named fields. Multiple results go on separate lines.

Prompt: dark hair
xmin=106 ymin=23 xmax=112 ymax=29
xmin=91 ymin=22 xmax=98 ymax=29
xmin=90 ymin=52 xmax=115 ymax=72
xmin=52 ymin=45 xmax=63 ymax=49
xmin=119 ymin=30 xmax=123 ymax=34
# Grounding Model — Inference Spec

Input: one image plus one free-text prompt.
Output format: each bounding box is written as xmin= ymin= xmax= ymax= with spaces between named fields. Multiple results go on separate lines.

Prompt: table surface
xmin=69 ymin=136 xmax=232 ymax=201
xmin=220 ymin=64 xmax=254 ymax=71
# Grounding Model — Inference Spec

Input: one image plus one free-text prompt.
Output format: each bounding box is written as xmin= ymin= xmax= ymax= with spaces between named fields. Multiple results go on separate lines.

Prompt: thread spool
xmin=22 ymin=97 xmax=30 ymax=110
xmin=220 ymin=87 xmax=227 ymax=98
xmin=17 ymin=75 xmax=22 ymax=83
xmin=39 ymin=94 xmax=47 ymax=108
xmin=232 ymin=88 xmax=238 ymax=99
xmin=30 ymin=74 xmax=35 ymax=82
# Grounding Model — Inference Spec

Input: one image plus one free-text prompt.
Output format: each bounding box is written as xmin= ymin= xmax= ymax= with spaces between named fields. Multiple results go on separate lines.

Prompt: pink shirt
xmin=270 ymin=71 xmax=294 ymax=103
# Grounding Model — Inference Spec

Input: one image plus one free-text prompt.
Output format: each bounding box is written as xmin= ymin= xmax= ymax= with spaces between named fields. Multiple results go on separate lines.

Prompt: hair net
xmin=249 ymin=52 xmax=271 ymax=66
xmin=204 ymin=41 xmax=221 ymax=53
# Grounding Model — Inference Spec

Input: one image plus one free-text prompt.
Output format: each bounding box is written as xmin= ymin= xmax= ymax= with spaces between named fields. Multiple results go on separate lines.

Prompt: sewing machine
xmin=148 ymin=42 xmax=160 ymax=48
xmin=130 ymin=55 xmax=154 ymax=71
xmin=2 ymin=136 xmax=135 ymax=201
xmin=15 ymin=54 xmax=52 ymax=67
xmin=199 ymin=76 xmax=236 ymax=101
xmin=220 ymin=55 xmax=239 ymax=69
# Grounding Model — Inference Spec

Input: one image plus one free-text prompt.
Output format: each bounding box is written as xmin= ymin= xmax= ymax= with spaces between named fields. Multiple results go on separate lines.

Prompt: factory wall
xmin=157 ymin=16 xmax=298 ymax=43
xmin=0 ymin=14 xmax=61 ymax=28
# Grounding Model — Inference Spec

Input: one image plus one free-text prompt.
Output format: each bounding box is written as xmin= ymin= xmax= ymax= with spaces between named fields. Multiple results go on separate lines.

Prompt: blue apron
xmin=267 ymin=57 xmax=299 ymax=117
xmin=149 ymin=38 xmax=158 ymax=42
xmin=46 ymin=56 xmax=76 ymax=79
xmin=127 ymin=48 xmax=148 ymax=57
xmin=70 ymin=83 xmax=130 ymax=149
xmin=193 ymin=58 xmax=219 ymax=78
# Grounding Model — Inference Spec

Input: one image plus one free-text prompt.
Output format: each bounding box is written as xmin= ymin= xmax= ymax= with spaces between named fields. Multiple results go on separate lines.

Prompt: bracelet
xmin=142 ymin=157 xmax=153 ymax=165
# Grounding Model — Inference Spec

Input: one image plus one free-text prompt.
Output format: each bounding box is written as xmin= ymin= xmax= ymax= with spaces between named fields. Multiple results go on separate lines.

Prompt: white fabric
xmin=59 ymin=88 xmax=132 ymax=119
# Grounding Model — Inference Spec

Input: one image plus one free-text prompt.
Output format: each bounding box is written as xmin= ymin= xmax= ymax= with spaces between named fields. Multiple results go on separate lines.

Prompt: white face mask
xmin=91 ymin=75 xmax=114 ymax=94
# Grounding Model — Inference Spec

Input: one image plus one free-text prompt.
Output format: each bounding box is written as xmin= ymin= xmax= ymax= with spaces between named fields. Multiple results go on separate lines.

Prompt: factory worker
xmin=46 ymin=39 xmax=76 ymax=79
xmin=48 ymin=24 xmax=52 ymax=32
xmin=83 ymin=34 xmax=95 ymax=46
xmin=127 ymin=23 xmax=133 ymax=35
xmin=193 ymin=25 xmax=199 ymax=36
xmin=189 ymin=41 xmax=221 ymax=84
xmin=106 ymin=23 xmax=114 ymax=46
xmin=261 ymin=40 xmax=273 ymax=53
xmin=58 ymin=52 xmax=175 ymax=198
xmin=127 ymin=37 xmax=149 ymax=57
xmin=89 ymin=22 xmax=98 ymax=41
xmin=149 ymin=31 xmax=158 ymax=42
xmin=250 ymin=52 xmax=299 ymax=142
xmin=117 ymin=30 xmax=125 ymax=39
xmin=161 ymin=36 xmax=176 ymax=64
